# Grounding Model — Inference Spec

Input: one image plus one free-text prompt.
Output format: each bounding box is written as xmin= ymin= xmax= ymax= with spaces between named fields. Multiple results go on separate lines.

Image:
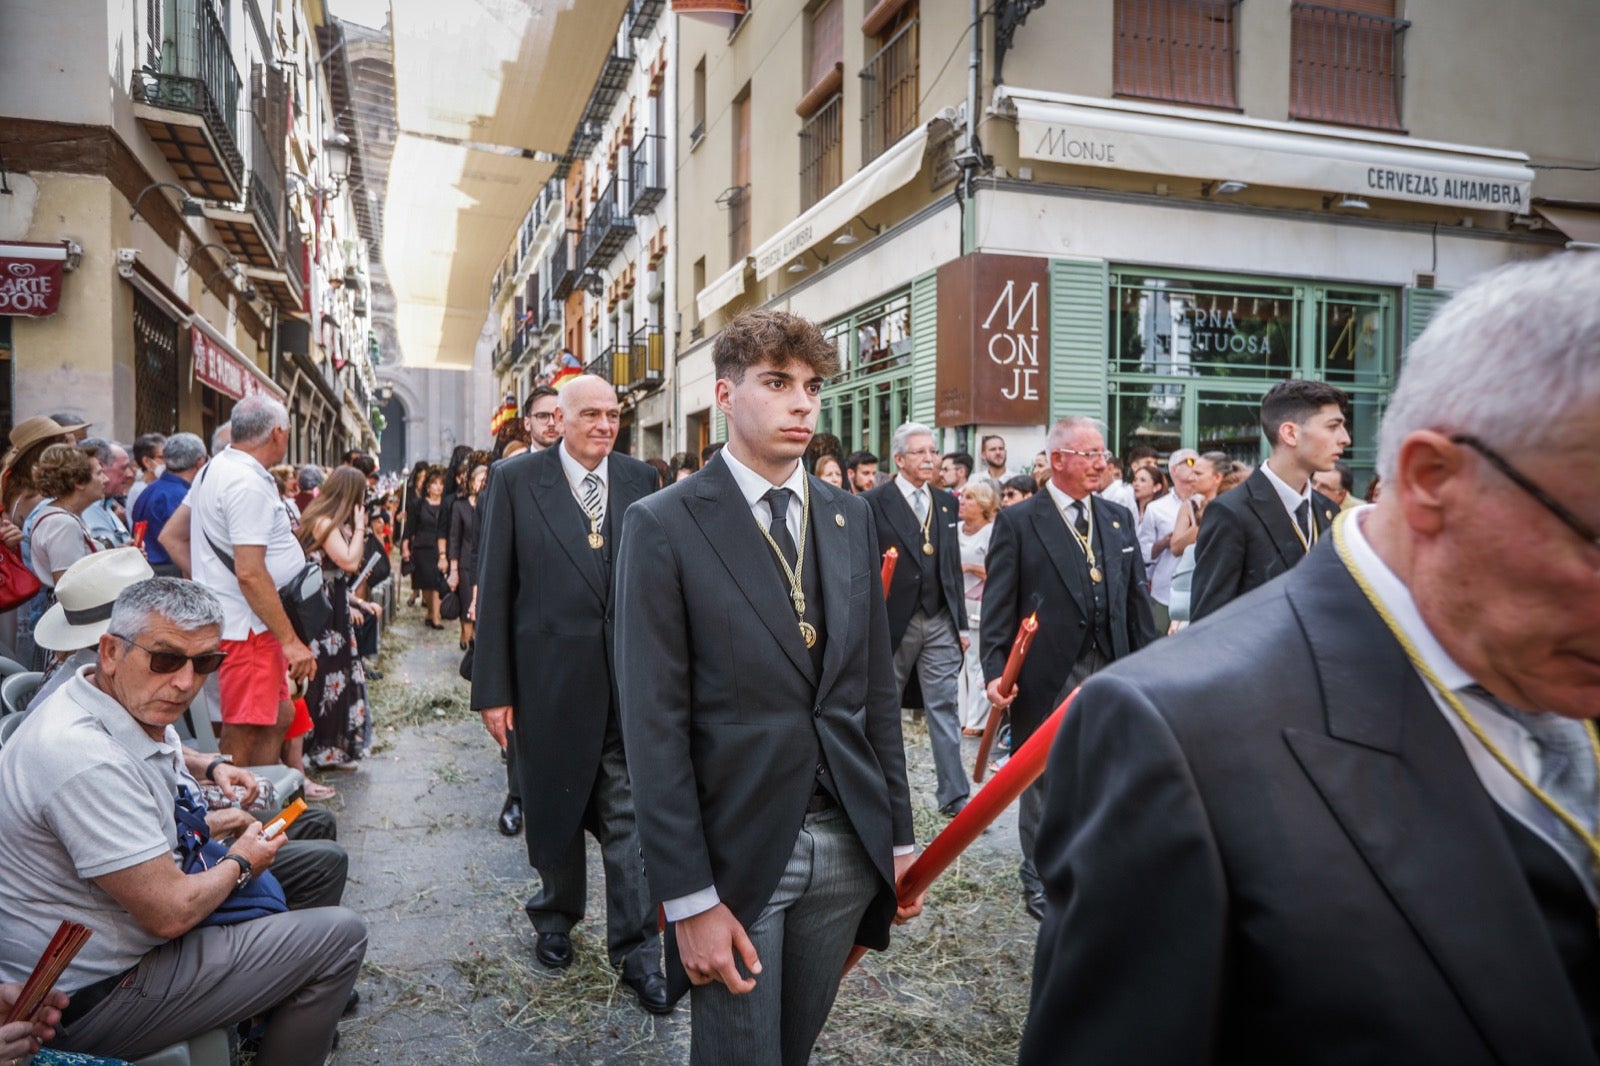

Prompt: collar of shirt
xmin=214 ymin=445 xmax=273 ymax=487
xmin=894 ymin=473 xmax=932 ymax=509
xmin=1261 ymin=460 xmax=1313 ymax=521
xmin=721 ymin=446 xmax=806 ymax=543
xmin=63 ymin=666 xmax=183 ymax=771
xmin=557 ymin=441 xmax=609 ymax=506
xmin=1044 ymin=479 xmax=1092 ymax=522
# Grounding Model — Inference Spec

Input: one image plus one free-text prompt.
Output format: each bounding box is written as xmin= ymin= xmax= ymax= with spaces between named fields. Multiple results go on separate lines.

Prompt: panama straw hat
xmin=35 ymin=547 xmax=155 ymax=652
xmin=7 ymin=415 xmax=90 ymax=457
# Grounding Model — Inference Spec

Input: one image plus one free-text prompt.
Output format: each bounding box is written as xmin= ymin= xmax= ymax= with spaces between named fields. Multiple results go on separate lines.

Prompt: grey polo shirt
xmin=0 ymin=667 xmax=192 ymax=992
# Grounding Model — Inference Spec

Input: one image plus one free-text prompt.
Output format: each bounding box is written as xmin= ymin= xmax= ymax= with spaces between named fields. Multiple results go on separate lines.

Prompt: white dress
xmin=958 ymin=521 xmax=994 ymax=731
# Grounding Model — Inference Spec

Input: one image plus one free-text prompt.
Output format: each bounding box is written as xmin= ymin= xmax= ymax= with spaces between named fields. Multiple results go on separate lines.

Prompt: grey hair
xmin=107 ymin=578 xmax=224 ymax=639
xmin=78 ymin=437 xmax=126 ymax=463
xmin=297 ymin=465 xmax=326 ymax=491
xmin=229 ymin=397 xmax=288 ymax=446
xmin=1046 ymin=416 xmax=1108 ymax=450
xmin=210 ymin=422 xmax=231 ymax=456
xmin=890 ymin=422 xmax=936 ymax=457
xmin=1168 ymin=447 xmax=1199 ymax=467
xmin=163 ymin=433 xmax=207 ymax=473
xmin=1378 ymin=253 xmax=1600 ymax=479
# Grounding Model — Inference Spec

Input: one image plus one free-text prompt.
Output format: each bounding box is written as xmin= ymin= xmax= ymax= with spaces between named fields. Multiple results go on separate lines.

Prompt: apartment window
xmin=860 ymin=2 xmax=918 ymax=165
xmin=730 ymin=88 xmax=752 ymax=262
xmin=692 ymin=257 xmax=707 ymax=323
xmin=1114 ymin=0 xmax=1240 ymax=109
xmin=691 ymin=58 xmax=707 ymax=146
xmin=809 ymin=0 xmax=844 ymax=89
xmin=1290 ymin=0 xmax=1409 ymax=132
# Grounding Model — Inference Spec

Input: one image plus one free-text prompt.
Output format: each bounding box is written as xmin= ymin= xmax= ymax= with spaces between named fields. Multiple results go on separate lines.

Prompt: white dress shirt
xmin=894 ymin=473 xmax=932 ymax=521
xmin=557 ymin=441 xmax=609 ymax=523
xmin=1044 ymin=479 xmax=1092 ymax=533
xmin=1096 ymin=477 xmax=1137 ymax=515
xmin=1262 ymin=460 xmax=1314 ymax=530
xmin=1343 ymin=507 xmax=1597 ymax=904
xmin=1139 ymin=491 xmax=1184 ymax=604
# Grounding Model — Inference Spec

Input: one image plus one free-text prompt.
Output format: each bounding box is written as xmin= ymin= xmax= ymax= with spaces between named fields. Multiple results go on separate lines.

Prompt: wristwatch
xmin=205 ymin=755 xmax=234 ymax=782
xmin=221 ymin=853 xmax=253 ymax=888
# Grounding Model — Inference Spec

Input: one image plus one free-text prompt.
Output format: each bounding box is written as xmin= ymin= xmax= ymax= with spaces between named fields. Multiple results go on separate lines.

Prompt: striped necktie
xmin=581 ymin=472 xmax=602 ymax=519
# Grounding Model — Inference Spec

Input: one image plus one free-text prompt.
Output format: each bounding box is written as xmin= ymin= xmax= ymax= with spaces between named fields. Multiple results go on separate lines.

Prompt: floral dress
xmin=303 ymin=549 xmax=371 ymax=768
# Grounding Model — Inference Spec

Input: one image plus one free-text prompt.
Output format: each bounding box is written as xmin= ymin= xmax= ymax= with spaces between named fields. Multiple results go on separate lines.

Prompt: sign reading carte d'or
xmin=935 ymin=253 xmax=1050 ymax=427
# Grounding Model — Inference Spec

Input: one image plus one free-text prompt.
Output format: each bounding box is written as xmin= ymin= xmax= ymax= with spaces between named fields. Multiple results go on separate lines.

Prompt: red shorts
xmin=287 ymin=697 xmax=314 ymax=741
xmin=217 ymin=630 xmax=291 ymax=726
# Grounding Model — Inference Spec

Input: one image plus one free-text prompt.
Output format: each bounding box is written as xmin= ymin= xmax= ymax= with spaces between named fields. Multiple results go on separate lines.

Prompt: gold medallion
xmin=588 ymin=532 xmax=604 ymax=550
xmin=1089 ymin=565 xmax=1103 ymax=584
xmin=922 ymin=542 xmax=935 ymax=556
xmin=800 ymin=621 xmax=818 ymax=648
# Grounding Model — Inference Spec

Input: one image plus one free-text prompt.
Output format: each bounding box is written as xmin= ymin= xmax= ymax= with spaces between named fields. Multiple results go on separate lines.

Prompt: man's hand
xmin=204 ymin=807 xmax=256 ymax=842
xmin=675 ymin=903 xmax=761 ymax=993
xmin=446 ymin=570 xmax=459 ymax=590
xmin=283 ymin=638 xmax=317 ymax=682
xmin=211 ymin=764 xmax=260 ymax=807
xmin=985 ymin=676 xmax=1018 ymax=710
xmin=893 ymin=851 xmax=925 ymax=924
xmin=480 ymin=706 xmax=513 ymax=748
xmin=960 ymin=635 xmax=971 ymax=652
xmin=227 ymin=820 xmax=287 ymax=873
xmin=0 ymin=980 xmax=66 ymax=1056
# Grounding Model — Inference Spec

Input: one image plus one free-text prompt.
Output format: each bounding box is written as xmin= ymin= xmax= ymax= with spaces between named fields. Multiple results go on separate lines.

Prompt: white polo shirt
xmin=188 ymin=447 xmax=308 ymax=641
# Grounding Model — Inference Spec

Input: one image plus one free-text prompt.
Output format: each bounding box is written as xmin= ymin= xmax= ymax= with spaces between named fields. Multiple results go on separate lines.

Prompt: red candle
xmin=843 ymin=686 xmax=1081 ymax=976
xmin=880 ymin=546 xmax=898 ymax=600
xmin=974 ymin=612 xmax=1038 ymax=782
xmin=133 ymin=520 xmax=148 ymax=550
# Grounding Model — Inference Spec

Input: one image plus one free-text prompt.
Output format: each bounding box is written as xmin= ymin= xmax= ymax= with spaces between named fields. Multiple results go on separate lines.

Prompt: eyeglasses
xmin=1174 ymin=456 xmax=1198 ymax=468
xmin=1054 ymin=448 xmax=1114 ymax=463
xmin=115 ymin=636 xmax=227 ymax=675
xmin=526 ymin=412 xmax=557 ymax=423
xmin=1451 ymin=434 xmax=1600 ymax=549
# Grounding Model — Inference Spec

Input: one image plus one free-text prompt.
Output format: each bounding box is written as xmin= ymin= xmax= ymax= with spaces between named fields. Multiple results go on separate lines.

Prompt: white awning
xmin=1000 ymin=87 xmax=1534 ymax=213
xmin=1535 ymin=205 xmax=1600 ymax=250
xmin=752 ymin=123 xmax=930 ymax=280
xmin=696 ymin=259 xmax=751 ymax=322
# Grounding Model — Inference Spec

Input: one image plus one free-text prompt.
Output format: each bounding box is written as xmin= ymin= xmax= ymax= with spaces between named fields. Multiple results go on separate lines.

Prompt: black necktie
xmin=766 ymin=488 xmax=798 ymax=570
xmin=1071 ymin=500 xmax=1089 ymax=537
xmin=1294 ymin=498 xmax=1310 ymax=541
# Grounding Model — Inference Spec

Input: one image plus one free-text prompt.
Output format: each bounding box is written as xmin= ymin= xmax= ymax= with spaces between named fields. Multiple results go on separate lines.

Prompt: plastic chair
xmin=1 ymin=671 xmax=43 ymax=717
xmin=0 ymin=656 xmax=30 ymax=680
xmin=176 ymin=699 xmax=304 ymax=813
xmin=0 ymin=710 xmax=28 ymax=748
xmin=133 ymin=1027 xmax=231 ymax=1066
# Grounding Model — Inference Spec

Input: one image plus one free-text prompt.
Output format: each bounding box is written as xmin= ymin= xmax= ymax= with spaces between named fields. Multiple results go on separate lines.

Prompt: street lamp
xmin=322 ymin=133 xmax=354 ymax=197
xmin=130 ymin=181 xmax=205 ymax=221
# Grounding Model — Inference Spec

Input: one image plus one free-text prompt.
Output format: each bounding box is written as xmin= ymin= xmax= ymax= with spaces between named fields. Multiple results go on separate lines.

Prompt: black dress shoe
xmin=938 ymin=796 xmax=969 ymax=818
xmin=498 ymin=796 xmax=523 ymax=837
xmin=535 ymin=931 xmax=573 ymax=970
xmin=623 ymin=969 xmax=674 ymax=1015
xmin=343 ymin=988 xmax=360 ymax=1016
xmin=1024 ymin=891 xmax=1047 ymax=922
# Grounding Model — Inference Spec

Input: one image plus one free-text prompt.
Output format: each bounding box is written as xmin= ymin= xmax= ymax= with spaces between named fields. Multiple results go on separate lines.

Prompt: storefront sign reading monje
xmin=935 ymin=253 xmax=1050 ymax=427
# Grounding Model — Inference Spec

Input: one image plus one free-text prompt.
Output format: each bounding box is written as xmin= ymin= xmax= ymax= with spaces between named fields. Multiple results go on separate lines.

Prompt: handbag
xmin=440 ymin=587 xmax=461 ymax=621
xmin=172 ymin=786 xmax=287 ymax=926
xmin=458 ymin=638 xmax=474 ymax=681
xmin=0 ymin=540 xmax=42 ymax=612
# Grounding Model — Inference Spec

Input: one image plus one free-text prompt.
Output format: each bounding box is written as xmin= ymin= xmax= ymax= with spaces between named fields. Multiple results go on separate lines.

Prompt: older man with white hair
xmin=0 ymin=578 xmax=366 ymax=1064
xmin=1022 ymin=252 xmax=1600 ymax=1064
xmin=1137 ymin=446 xmax=1198 ymax=634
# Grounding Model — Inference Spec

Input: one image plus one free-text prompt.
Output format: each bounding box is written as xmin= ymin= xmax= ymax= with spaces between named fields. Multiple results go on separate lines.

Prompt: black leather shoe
xmin=623 ymin=969 xmax=674 ymax=1015
xmin=343 ymin=988 xmax=360 ymax=1016
xmin=939 ymin=796 xmax=969 ymax=818
xmin=535 ymin=931 xmax=573 ymax=970
xmin=1024 ymin=891 xmax=1047 ymax=922
xmin=498 ymin=796 xmax=523 ymax=837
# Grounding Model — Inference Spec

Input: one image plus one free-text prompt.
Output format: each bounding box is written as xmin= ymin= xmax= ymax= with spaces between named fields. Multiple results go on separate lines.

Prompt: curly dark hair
xmin=712 ymin=310 xmax=840 ymax=384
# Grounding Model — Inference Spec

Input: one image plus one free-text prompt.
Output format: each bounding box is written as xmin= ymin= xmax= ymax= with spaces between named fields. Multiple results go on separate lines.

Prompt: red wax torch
xmin=974 ymin=611 xmax=1037 ymax=782
xmin=842 ymin=686 xmax=1082 ymax=976
xmin=133 ymin=520 xmax=148 ymax=551
xmin=880 ymin=546 xmax=898 ymax=600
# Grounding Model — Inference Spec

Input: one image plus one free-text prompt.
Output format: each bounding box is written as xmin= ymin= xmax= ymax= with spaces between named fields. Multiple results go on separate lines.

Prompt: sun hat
xmin=8 ymin=415 xmax=91 ymax=457
xmin=34 ymin=547 xmax=155 ymax=652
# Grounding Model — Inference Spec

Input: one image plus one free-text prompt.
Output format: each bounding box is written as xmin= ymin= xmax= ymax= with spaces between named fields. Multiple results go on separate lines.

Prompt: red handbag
xmin=0 ymin=541 xmax=42 ymax=613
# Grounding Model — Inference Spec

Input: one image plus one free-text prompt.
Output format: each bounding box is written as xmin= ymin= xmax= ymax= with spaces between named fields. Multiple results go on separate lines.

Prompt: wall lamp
xmin=130 ymin=181 xmax=204 ymax=221
xmin=786 ymin=249 xmax=830 ymax=275
xmin=1203 ymin=180 xmax=1249 ymax=197
xmin=832 ymin=215 xmax=883 ymax=246
xmin=186 ymin=242 xmax=236 ymax=269
xmin=1325 ymin=193 xmax=1370 ymax=211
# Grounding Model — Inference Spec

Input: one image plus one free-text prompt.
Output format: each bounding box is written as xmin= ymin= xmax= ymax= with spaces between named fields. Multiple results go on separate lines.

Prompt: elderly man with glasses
xmin=1022 ymin=253 xmax=1600 ymax=1064
xmin=0 ymin=578 xmax=367 ymax=1065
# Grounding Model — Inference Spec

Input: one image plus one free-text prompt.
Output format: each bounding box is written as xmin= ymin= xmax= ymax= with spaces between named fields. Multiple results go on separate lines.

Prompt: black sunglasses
xmin=1451 ymin=434 xmax=1600 ymax=548
xmin=117 ymin=636 xmax=227 ymax=676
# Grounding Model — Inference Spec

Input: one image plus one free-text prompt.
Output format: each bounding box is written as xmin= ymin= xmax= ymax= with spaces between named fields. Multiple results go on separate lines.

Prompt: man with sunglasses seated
xmin=0 ymin=577 xmax=366 ymax=1065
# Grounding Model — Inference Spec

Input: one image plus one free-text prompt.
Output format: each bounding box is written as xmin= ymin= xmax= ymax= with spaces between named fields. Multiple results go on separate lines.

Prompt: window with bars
xmin=1290 ymin=0 xmax=1409 ymax=131
xmin=133 ymin=291 xmax=180 ymax=434
xmin=860 ymin=4 xmax=918 ymax=164
xmin=1113 ymin=0 xmax=1240 ymax=109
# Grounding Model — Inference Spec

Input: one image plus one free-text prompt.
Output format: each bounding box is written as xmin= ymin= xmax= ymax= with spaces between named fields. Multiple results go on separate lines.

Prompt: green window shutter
xmin=1049 ymin=258 xmax=1111 ymax=424
xmin=1404 ymin=288 xmax=1452 ymax=356
xmin=909 ymin=270 xmax=938 ymax=426
xmin=713 ymin=408 xmax=726 ymax=442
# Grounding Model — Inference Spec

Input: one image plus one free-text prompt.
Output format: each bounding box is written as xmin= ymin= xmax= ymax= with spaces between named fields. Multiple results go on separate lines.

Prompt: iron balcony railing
xmin=800 ymin=93 xmax=844 ymax=210
xmin=1289 ymin=2 xmax=1409 ymax=131
xmin=1113 ymin=0 xmax=1241 ymax=109
xmin=584 ymin=343 xmax=619 ymax=385
xmin=551 ymin=229 xmax=584 ymax=300
xmin=581 ymin=177 xmax=635 ymax=270
xmin=284 ymin=223 xmax=305 ymax=301
xmin=131 ymin=0 xmax=244 ymax=190
xmin=621 ymin=323 xmax=666 ymax=392
xmin=727 ymin=184 xmax=751 ymax=264
xmin=629 ymin=0 xmax=666 ymax=38
xmin=247 ymin=114 xmax=282 ymax=250
xmin=860 ymin=18 xmax=919 ymax=165
xmin=630 ymin=133 xmax=667 ymax=215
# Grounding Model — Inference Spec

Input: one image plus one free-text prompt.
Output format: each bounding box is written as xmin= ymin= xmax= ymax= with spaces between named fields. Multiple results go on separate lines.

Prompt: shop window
xmin=1113 ymin=274 xmax=1298 ymax=378
xmin=817 ymin=290 xmax=914 ymax=461
xmin=133 ymin=290 xmax=180 ymax=434
xmin=1114 ymin=0 xmax=1240 ymax=110
xmin=1318 ymin=290 xmax=1391 ymax=389
xmin=1289 ymin=0 xmax=1409 ymax=132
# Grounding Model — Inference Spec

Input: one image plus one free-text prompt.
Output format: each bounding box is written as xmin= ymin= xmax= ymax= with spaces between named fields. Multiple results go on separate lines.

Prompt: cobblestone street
xmin=330 ymin=611 xmax=1035 ymax=1065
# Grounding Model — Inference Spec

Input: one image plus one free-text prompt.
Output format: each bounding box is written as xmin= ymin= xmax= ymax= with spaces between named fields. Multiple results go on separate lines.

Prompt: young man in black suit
xmin=1023 ymin=253 xmax=1600 ymax=1064
xmin=981 ymin=415 xmax=1155 ymax=920
xmin=1189 ymin=378 xmax=1350 ymax=620
xmin=864 ymin=423 xmax=972 ymax=817
xmin=615 ymin=311 xmax=922 ymax=1065
xmin=472 ymin=375 xmax=668 ymax=1014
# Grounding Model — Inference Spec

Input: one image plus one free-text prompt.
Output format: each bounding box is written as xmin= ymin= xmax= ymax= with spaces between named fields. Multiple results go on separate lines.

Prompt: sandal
xmin=303 ymin=780 xmax=338 ymax=800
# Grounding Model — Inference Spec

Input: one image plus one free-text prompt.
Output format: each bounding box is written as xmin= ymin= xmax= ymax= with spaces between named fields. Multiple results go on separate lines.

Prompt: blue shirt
xmin=130 ymin=471 xmax=191 ymax=566
xmin=82 ymin=497 xmax=129 ymax=549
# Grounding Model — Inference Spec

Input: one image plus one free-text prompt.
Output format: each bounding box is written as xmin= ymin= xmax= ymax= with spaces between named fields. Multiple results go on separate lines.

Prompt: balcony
xmin=799 ymin=93 xmax=844 ymax=210
xmin=131 ymin=0 xmax=245 ymax=201
xmin=630 ymin=0 xmax=666 ymax=38
xmin=205 ymin=115 xmax=283 ymax=268
xmin=1290 ymin=2 xmax=1408 ymax=132
xmin=580 ymin=178 xmax=635 ymax=270
xmin=619 ymin=323 xmax=666 ymax=394
xmin=1113 ymin=0 xmax=1240 ymax=110
xmin=726 ymin=184 xmax=751 ymax=264
xmin=584 ymin=342 xmax=619 ymax=385
xmin=860 ymin=18 xmax=919 ymax=165
xmin=630 ymin=133 xmax=666 ymax=216
xmin=249 ymin=220 xmax=306 ymax=314
xmin=550 ymin=229 xmax=584 ymax=300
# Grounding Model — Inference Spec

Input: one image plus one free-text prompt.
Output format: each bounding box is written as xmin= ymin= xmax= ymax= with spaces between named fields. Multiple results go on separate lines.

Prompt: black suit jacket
xmin=1021 ymin=543 xmax=1599 ymax=1066
xmin=615 ymin=454 xmax=914 ymax=996
xmin=470 ymin=445 xmax=657 ymax=869
xmin=864 ymin=478 xmax=966 ymax=649
xmin=1189 ymin=466 xmax=1338 ymax=621
xmin=979 ymin=490 xmax=1154 ymax=748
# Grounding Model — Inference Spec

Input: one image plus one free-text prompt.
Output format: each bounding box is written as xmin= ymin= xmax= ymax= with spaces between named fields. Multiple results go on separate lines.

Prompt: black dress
xmin=447 ymin=495 xmax=479 ymax=614
xmin=410 ymin=499 xmax=445 ymax=592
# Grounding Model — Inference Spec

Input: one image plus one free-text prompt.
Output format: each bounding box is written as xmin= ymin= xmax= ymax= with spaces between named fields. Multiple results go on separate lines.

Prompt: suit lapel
xmin=1028 ymin=494 xmax=1090 ymax=619
xmin=1245 ymin=470 xmax=1308 ymax=571
xmin=880 ymin=479 xmax=926 ymax=555
xmin=1310 ymin=489 xmax=1338 ymax=538
xmin=684 ymin=456 xmax=816 ymax=684
xmin=1089 ymin=496 xmax=1130 ymax=600
xmin=1282 ymin=550 xmax=1594 ymax=1065
xmin=811 ymin=479 xmax=853 ymax=701
xmin=532 ymin=449 xmax=606 ymax=601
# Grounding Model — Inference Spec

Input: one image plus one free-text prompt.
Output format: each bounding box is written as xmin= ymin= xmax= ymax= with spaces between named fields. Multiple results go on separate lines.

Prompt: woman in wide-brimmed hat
xmin=0 ymin=416 xmax=90 ymax=556
xmin=29 ymin=546 xmax=153 ymax=710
